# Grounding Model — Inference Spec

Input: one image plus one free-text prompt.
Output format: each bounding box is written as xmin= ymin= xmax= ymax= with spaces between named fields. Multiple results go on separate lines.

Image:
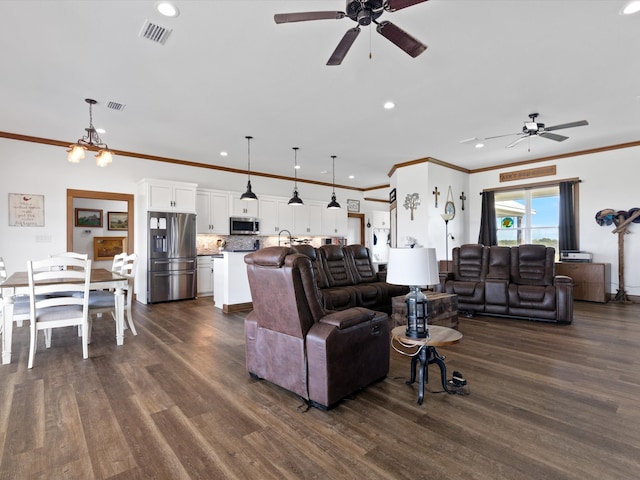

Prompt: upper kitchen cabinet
xmin=139 ymin=179 xmax=197 ymax=213
xmin=293 ymin=201 xmax=323 ymax=236
xmin=231 ymin=195 xmax=259 ymax=218
xmin=259 ymin=196 xmax=293 ymax=235
xmin=196 ymin=189 xmax=230 ymax=234
xmin=322 ymin=206 xmax=348 ymax=237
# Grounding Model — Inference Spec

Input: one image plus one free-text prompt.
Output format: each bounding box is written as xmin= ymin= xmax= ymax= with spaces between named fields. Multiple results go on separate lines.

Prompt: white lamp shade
xmin=386 ymin=247 xmax=439 ymax=287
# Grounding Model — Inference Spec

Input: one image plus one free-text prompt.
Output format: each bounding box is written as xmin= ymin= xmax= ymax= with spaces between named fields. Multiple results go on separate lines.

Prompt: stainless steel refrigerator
xmin=147 ymin=211 xmax=197 ymax=303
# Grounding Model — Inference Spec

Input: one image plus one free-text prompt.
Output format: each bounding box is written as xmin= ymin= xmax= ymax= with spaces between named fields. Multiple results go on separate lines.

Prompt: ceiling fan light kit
xmin=67 ymin=98 xmax=114 ymax=167
xmin=274 ymin=0 xmax=429 ymax=65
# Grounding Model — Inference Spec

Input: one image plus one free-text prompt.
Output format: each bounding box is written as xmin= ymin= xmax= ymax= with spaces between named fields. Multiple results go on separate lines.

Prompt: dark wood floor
xmin=1 ymin=298 xmax=639 ymax=479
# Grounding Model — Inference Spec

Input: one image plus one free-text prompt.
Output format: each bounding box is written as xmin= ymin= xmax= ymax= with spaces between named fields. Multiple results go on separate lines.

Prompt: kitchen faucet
xmin=278 ymin=229 xmax=292 ymax=246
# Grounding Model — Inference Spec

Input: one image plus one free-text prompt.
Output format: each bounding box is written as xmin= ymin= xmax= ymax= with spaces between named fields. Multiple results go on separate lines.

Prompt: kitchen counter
xmin=213 ymin=252 xmax=253 ymax=313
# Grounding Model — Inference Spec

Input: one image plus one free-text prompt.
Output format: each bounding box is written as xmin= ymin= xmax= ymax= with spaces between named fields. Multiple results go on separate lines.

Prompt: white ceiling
xmin=2 ymin=0 xmax=640 ymax=190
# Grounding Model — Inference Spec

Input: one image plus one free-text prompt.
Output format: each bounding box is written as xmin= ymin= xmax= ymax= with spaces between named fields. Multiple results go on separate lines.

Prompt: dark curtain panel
xmin=559 ymin=181 xmax=577 ymax=252
xmin=478 ymin=191 xmax=497 ymax=246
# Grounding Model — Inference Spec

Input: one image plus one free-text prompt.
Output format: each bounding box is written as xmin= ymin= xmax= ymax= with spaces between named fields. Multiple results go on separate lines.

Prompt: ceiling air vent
xmin=139 ymin=20 xmax=172 ymax=45
xmin=105 ymin=101 xmax=126 ymax=111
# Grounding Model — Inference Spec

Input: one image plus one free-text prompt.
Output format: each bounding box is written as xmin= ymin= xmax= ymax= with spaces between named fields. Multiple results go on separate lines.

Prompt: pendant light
xmin=240 ymin=135 xmax=258 ymax=201
xmin=288 ymin=147 xmax=304 ymax=206
xmin=67 ymin=98 xmax=114 ymax=167
xmin=327 ymin=155 xmax=341 ymax=209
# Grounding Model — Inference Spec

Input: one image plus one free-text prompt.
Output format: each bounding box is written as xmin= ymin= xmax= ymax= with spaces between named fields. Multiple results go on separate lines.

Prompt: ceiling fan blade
xmin=538 ymin=132 xmax=569 ymax=142
xmin=544 ymin=120 xmax=589 ymax=132
xmin=385 ymin=0 xmax=429 ymax=12
xmin=274 ymin=11 xmax=345 ymax=24
xmin=327 ymin=27 xmax=361 ymax=66
xmin=376 ymin=21 xmax=427 ymax=58
xmin=505 ymin=136 xmax=527 ymax=148
xmin=484 ymin=132 xmax=520 ymax=140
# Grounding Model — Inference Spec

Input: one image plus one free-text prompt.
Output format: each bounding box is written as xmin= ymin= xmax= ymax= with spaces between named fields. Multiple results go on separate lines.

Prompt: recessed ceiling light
xmin=156 ymin=2 xmax=180 ymax=17
xmin=475 ymin=143 xmax=484 ymax=149
xmin=96 ymin=128 xmax=106 ymax=134
xmin=220 ymin=151 xmax=228 ymax=156
xmin=384 ymin=101 xmax=395 ymax=109
xmin=294 ymin=164 xmax=301 ymax=169
xmin=348 ymin=175 xmax=355 ymax=179
xmin=621 ymin=1 xmax=640 ymax=14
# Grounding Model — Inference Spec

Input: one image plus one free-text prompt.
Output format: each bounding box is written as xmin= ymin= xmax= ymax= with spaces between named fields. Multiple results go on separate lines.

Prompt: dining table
xmin=1 ymin=268 xmax=128 ymax=365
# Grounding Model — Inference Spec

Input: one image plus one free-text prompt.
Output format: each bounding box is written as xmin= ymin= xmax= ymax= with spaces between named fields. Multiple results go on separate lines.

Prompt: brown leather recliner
xmin=508 ymin=245 xmax=573 ymax=322
xmin=442 ymin=244 xmax=489 ymax=313
xmin=244 ymin=247 xmax=390 ymax=409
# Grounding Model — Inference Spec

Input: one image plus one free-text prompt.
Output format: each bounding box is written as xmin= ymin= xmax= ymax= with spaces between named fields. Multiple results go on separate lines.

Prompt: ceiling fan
xmin=485 ymin=113 xmax=589 ymax=149
xmin=274 ymin=0 xmax=429 ymax=65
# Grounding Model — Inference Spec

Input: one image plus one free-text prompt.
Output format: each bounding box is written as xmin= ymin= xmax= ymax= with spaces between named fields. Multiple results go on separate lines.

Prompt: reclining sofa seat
xmin=244 ymin=247 xmax=390 ymax=409
xmin=442 ymin=244 xmax=489 ymax=313
xmin=508 ymin=244 xmax=573 ymax=322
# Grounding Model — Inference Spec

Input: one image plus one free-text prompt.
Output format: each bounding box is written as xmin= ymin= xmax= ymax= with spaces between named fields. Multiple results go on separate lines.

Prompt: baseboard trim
xmin=222 ymin=302 xmax=253 ymax=314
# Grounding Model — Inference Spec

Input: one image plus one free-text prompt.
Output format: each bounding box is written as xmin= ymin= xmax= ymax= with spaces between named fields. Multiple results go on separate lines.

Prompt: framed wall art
xmin=75 ymin=208 xmax=103 ymax=227
xmin=93 ymin=236 xmax=127 ymax=261
xmin=347 ymin=199 xmax=360 ymax=212
xmin=8 ymin=193 xmax=45 ymax=227
xmin=107 ymin=211 xmax=128 ymax=231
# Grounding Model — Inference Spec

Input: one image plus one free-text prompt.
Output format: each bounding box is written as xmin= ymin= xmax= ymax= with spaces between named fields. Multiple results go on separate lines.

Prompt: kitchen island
xmin=213 ymin=251 xmax=253 ymax=313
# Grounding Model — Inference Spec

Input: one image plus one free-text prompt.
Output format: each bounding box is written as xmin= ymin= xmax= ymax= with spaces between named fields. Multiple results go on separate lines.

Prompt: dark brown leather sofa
xmin=293 ymin=244 xmax=409 ymax=314
xmin=244 ymin=247 xmax=390 ymax=409
xmin=440 ymin=244 xmax=573 ymax=324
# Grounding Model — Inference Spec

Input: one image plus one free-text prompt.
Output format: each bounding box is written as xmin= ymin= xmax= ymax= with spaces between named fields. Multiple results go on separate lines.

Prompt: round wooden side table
xmin=391 ymin=325 xmax=463 ymax=405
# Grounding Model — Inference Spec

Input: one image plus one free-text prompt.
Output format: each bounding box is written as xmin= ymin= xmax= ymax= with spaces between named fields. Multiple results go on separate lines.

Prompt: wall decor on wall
xmin=75 ymin=208 xmax=103 ymax=227
xmin=93 ymin=236 xmax=126 ymax=260
xmin=346 ymin=199 xmax=360 ymax=212
xmin=8 ymin=193 xmax=45 ymax=227
xmin=403 ymin=193 xmax=420 ymax=221
xmin=432 ymin=186 xmax=440 ymax=207
xmin=107 ymin=211 xmax=128 ymax=231
xmin=459 ymin=192 xmax=466 ymax=211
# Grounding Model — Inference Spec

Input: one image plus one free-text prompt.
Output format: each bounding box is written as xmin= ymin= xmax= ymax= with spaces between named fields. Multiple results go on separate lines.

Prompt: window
xmin=495 ymin=185 xmax=559 ymax=249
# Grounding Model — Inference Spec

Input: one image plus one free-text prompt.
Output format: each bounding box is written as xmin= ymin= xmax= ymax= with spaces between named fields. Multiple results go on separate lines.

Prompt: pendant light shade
xmin=67 ymin=98 xmax=114 ymax=167
xmin=288 ymin=147 xmax=304 ymax=206
xmin=240 ymin=135 xmax=258 ymax=201
xmin=327 ymin=155 xmax=341 ymax=209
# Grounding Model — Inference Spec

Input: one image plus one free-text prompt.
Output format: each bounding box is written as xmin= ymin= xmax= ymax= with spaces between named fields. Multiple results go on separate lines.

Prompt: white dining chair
xmin=85 ymin=252 xmax=138 ymax=342
xmin=1 ymin=256 xmax=32 ymax=333
xmin=27 ymin=255 xmax=92 ymax=368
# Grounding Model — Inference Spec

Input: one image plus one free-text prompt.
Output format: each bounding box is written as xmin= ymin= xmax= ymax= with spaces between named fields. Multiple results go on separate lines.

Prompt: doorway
xmin=347 ymin=213 xmax=365 ymax=245
xmin=66 ymin=189 xmax=135 ymax=256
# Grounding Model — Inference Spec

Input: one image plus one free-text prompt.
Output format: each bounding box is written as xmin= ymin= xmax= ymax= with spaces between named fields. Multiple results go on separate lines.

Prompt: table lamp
xmin=386 ymin=247 xmax=440 ymax=338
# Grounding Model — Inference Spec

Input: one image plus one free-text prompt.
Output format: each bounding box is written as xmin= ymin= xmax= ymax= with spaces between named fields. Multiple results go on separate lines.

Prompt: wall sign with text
xmin=8 ymin=193 xmax=44 ymax=227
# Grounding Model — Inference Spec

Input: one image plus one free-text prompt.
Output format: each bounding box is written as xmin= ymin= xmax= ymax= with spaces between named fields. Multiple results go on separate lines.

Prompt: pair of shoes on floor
xmin=448 ymin=370 xmax=470 ymax=395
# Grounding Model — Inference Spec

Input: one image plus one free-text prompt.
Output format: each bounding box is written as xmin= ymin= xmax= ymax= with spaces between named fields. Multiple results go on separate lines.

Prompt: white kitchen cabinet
xmin=293 ymin=201 xmax=323 ymax=236
xmin=372 ymin=210 xmax=390 ymax=228
xmin=196 ymin=189 xmax=230 ymax=234
xmin=139 ymin=179 xmax=197 ymax=213
xmin=259 ymin=196 xmax=294 ymax=235
xmin=197 ymin=256 xmax=214 ymax=297
xmin=322 ymin=206 xmax=348 ymax=236
xmin=230 ymin=195 xmax=259 ymax=218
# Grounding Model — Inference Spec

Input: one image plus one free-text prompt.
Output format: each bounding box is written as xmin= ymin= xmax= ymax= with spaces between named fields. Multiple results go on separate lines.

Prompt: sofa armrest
xmin=319 ymin=307 xmax=376 ymax=330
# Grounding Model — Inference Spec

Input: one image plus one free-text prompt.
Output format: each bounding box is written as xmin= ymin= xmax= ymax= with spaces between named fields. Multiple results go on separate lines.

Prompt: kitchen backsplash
xmin=196 ymin=234 xmax=326 ymax=255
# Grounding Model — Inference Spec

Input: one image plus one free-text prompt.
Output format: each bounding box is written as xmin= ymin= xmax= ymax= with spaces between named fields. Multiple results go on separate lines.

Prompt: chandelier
xmin=67 ymin=98 xmax=114 ymax=167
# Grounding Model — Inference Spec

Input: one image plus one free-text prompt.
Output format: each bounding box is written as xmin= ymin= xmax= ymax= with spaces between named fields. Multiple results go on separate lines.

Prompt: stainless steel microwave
xmin=230 ymin=217 xmax=260 ymax=235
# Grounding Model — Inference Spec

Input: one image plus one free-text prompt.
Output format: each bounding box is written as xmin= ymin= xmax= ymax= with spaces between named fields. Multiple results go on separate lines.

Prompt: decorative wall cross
xmin=432 ymin=187 xmax=440 ymax=208
xmin=459 ymin=192 xmax=466 ymax=211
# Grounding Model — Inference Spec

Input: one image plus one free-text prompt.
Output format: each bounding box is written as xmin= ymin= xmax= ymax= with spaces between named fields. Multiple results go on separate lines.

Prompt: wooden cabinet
xmin=556 ymin=262 xmax=610 ymax=303
xmin=293 ymin=201 xmax=323 ymax=236
xmin=321 ymin=206 xmax=348 ymax=236
xmin=140 ymin=179 xmax=197 ymax=213
xmin=230 ymin=195 xmax=259 ymax=218
xmin=197 ymin=256 xmax=214 ymax=297
xmin=196 ymin=189 xmax=229 ymax=234
xmin=259 ymin=196 xmax=293 ymax=235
